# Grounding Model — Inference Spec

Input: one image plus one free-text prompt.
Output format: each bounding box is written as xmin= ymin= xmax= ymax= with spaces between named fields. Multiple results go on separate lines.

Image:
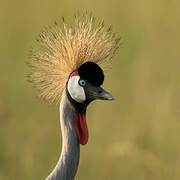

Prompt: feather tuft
xmin=27 ymin=12 xmax=120 ymax=104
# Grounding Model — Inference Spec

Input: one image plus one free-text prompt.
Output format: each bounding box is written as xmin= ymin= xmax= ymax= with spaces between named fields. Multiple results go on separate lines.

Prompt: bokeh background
xmin=0 ymin=0 xmax=180 ymax=179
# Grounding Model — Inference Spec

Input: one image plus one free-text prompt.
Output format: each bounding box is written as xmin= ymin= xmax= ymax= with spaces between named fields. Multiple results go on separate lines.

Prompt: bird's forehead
xmin=69 ymin=62 xmax=104 ymax=86
xmin=78 ymin=61 xmax=104 ymax=86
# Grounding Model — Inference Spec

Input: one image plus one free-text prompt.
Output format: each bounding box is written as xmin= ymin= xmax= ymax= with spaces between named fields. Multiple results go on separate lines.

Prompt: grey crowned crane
xmin=27 ymin=12 xmax=120 ymax=180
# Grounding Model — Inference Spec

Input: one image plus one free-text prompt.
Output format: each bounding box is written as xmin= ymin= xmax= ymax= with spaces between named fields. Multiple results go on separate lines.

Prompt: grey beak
xmin=85 ymin=86 xmax=114 ymax=101
xmin=98 ymin=87 xmax=115 ymax=100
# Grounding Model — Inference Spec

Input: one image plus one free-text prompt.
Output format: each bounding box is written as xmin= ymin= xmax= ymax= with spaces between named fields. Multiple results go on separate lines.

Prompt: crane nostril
xmin=98 ymin=90 xmax=102 ymax=94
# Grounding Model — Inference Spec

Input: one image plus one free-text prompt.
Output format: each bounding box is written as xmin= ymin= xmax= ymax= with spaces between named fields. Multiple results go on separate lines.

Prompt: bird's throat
xmin=66 ymin=87 xmax=89 ymax=145
xmin=74 ymin=112 xmax=88 ymax=145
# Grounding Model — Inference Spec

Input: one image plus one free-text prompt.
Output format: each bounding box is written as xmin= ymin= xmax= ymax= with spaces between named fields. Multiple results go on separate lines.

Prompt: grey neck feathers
xmin=45 ymin=91 xmax=80 ymax=180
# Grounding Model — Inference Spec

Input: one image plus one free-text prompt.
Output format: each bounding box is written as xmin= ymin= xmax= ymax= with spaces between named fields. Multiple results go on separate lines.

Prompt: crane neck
xmin=45 ymin=90 xmax=80 ymax=180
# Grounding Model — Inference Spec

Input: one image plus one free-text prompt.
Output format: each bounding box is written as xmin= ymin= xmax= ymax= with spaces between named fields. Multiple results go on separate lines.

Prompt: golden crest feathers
xmin=27 ymin=12 xmax=120 ymax=104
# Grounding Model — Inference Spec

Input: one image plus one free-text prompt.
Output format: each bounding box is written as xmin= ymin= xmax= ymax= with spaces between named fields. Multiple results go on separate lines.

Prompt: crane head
xmin=67 ymin=61 xmax=114 ymax=104
xmin=27 ymin=12 xmax=120 ymax=104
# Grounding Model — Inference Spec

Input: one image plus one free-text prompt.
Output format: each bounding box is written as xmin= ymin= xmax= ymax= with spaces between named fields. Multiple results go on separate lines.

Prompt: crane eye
xmin=79 ymin=79 xmax=86 ymax=86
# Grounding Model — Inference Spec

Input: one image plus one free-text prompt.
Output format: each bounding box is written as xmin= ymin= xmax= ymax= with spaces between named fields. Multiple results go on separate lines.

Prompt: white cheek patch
xmin=67 ymin=76 xmax=86 ymax=103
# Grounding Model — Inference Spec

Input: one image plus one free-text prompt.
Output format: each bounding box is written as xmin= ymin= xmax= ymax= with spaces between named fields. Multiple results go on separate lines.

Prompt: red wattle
xmin=74 ymin=112 xmax=88 ymax=145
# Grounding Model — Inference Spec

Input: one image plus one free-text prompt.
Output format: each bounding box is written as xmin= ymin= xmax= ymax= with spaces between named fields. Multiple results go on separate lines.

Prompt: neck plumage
xmin=45 ymin=91 xmax=80 ymax=180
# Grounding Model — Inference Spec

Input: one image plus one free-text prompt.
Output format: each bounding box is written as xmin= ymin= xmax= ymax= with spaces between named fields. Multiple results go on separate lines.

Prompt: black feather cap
xmin=78 ymin=61 xmax=104 ymax=86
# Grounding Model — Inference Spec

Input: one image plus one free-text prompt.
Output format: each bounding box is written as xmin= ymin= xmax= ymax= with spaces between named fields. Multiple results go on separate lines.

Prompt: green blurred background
xmin=0 ymin=0 xmax=180 ymax=179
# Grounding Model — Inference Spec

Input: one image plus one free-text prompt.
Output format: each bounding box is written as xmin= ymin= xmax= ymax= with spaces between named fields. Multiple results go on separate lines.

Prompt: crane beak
xmin=97 ymin=87 xmax=115 ymax=100
xmin=85 ymin=86 xmax=114 ymax=101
